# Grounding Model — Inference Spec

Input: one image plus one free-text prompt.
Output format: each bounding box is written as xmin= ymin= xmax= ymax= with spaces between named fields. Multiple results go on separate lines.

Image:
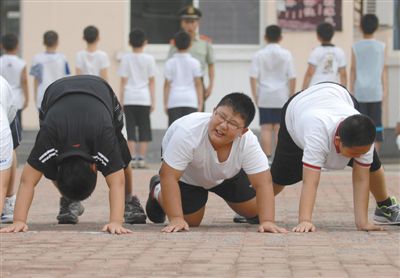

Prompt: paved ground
xmin=0 ymin=163 xmax=399 ymax=278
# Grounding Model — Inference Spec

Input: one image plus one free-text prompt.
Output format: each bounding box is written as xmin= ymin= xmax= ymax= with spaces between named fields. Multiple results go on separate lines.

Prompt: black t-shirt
xmin=28 ymin=91 xmax=129 ymax=180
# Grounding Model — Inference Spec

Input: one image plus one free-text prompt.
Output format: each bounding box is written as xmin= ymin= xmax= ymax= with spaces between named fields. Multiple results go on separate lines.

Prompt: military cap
xmin=179 ymin=6 xmax=202 ymax=19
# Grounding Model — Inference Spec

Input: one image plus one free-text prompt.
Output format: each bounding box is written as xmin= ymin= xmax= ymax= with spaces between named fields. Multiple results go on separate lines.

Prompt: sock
xmin=377 ymin=197 xmax=392 ymax=207
xmin=153 ymin=183 xmax=161 ymax=202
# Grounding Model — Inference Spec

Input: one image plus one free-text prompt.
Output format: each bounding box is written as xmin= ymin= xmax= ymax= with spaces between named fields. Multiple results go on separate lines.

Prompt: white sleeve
xmin=338 ymin=48 xmax=346 ymax=68
xmin=192 ymin=60 xmax=202 ymax=78
xmin=287 ymin=52 xmax=296 ymax=79
xmin=308 ymin=48 xmax=318 ymax=66
xmin=164 ymin=60 xmax=172 ymax=81
xmin=0 ymin=76 xmax=17 ymax=122
xmin=249 ymin=54 xmax=259 ymax=78
xmin=354 ymin=144 xmax=374 ymax=166
xmin=75 ymin=52 xmax=82 ymax=69
xmin=302 ymin=132 xmax=328 ymax=169
xmin=0 ymin=108 xmax=12 ymax=171
xmin=162 ymin=127 xmax=194 ymax=171
xmin=242 ymin=132 xmax=269 ymax=174
xmin=118 ymin=56 xmax=129 ymax=77
xmin=100 ymin=52 xmax=110 ymax=69
xmin=148 ymin=56 xmax=156 ymax=77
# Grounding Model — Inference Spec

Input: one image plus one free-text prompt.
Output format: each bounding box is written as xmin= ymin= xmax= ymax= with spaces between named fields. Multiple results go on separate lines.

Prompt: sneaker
xmin=145 ymin=175 xmax=165 ymax=223
xmin=130 ymin=158 xmax=138 ymax=169
xmin=124 ymin=195 xmax=147 ymax=224
xmin=1 ymin=195 xmax=16 ymax=223
xmin=374 ymin=196 xmax=400 ymax=225
xmin=56 ymin=197 xmax=85 ymax=224
xmin=137 ymin=157 xmax=146 ymax=169
xmin=232 ymin=213 xmax=259 ymax=225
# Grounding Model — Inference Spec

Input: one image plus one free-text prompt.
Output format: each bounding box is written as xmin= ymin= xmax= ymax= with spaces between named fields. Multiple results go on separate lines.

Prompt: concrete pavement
xmin=0 ymin=164 xmax=399 ymax=278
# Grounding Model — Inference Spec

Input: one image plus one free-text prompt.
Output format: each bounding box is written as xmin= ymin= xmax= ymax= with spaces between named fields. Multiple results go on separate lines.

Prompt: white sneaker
xmin=2 ymin=195 xmax=16 ymax=223
xmin=137 ymin=157 xmax=146 ymax=168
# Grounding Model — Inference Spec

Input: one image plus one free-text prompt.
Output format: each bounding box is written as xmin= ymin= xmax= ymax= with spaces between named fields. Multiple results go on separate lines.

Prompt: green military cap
xmin=179 ymin=6 xmax=202 ymax=19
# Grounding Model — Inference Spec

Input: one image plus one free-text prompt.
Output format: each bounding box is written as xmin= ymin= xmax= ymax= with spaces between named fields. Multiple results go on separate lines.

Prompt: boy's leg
xmin=261 ymin=124 xmax=273 ymax=157
xmin=123 ymin=166 xmax=146 ymax=224
xmin=136 ymin=106 xmax=152 ymax=168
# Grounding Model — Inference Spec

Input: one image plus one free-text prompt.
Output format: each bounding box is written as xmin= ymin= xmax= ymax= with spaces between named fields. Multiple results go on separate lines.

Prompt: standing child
xmin=30 ymin=30 xmax=70 ymax=110
xmin=118 ymin=29 xmax=156 ymax=168
xmin=350 ymin=14 xmax=387 ymax=152
xmin=302 ymin=22 xmax=347 ymax=89
xmin=75 ymin=25 xmax=110 ymax=81
xmin=164 ymin=31 xmax=203 ymax=126
xmin=249 ymin=25 xmax=296 ymax=161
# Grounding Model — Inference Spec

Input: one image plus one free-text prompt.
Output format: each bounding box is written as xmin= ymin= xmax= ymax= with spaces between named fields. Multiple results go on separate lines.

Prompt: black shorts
xmin=259 ymin=108 xmax=282 ymax=125
xmin=116 ymin=126 xmax=132 ymax=168
xmin=10 ymin=116 xmax=22 ymax=149
xmin=271 ymin=90 xmax=382 ymax=186
xmin=178 ymin=170 xmax=256 ymax=214
xmin=168 ymin=107 xmax=197 ymax=126
xmin=124 ymin=105 xmax=152 ymax=142
xmin=358 ymin=102 xmax=383 ymax=142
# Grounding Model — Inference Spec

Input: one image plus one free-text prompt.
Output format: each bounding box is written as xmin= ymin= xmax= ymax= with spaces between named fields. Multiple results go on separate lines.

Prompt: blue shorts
xmin=358 ymin=102 xmax=383 ymax=142
xmin=259 ymin=108 xmax=282 ymax=125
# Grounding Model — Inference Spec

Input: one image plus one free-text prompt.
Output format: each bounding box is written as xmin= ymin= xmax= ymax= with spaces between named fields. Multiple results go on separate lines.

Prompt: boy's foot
xmin=130 ymin=158 xmax=138 ymax=169
xmin=145 ymin=175 xmax=165 ymax=223
xmin=1 ymin=195 xmax=16 ymax=223
xmin=232 ymin=213 xmax=259 ymax=225
xmin=124 ymin=195 xmax=147 ymax=224
xmin=137 ymin=157 xmax=146 ymax=169
xmin=374 ymin=196 xmax=400 ymax=225
xmin=57 ymin=197 xmax=85 ymax=224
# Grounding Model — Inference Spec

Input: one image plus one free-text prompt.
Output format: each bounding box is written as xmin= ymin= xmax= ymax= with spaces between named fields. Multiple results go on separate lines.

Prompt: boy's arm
xmin=289 ymin=78 xmax=296 ymax=97
xmin=33 ymin=79 xmax=39 ymax=104
xmin=99 ymin=68 xmax=109 ymax=82
xmin=350 ymin=50 xmax=356 ymax=94
xmin=250 ymin=77 xmax=258 ymax=102
xmin=381 ymin=51 xmax=388 ymax=102
xmin=302 ymin=64 xmax=315 ymax=90
xmin=75 ymin=68 xmax=82 ymax=75
xmin=248 ymin=171 xmax=287 ymax=233
xmin=149 ymin=77 xmax=155 ymax=112
xmin=339 ymin=67 xmax=347 ymax=88
xmin=352 ymin=163 xmax=384 ymax=231
xmin=195 ymin=77 xmax=203 ymax=112
xmin=0 ymin=164 xmax=42 ymax=233
xmin=205 ymin=63 xmax=215 ymax=99
xmin=163 ymin=79 xmax=171 ymax=114
xmin=293 ymin=166 xmax=321 ymax=232
xmin=159 ymin=162 xmax=189 ymax=233
xmin=119 ymin=77 xmax=128 ymax=105
xmin=21 ymin=66 xmax=29 ymax=109
xmin=103 ymin=169 xmax=132 ymax=234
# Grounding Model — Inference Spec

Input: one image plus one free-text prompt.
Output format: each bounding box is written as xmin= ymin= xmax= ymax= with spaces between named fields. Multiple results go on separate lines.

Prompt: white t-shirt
xmin=0 ymin=76 xmax=17 ymax=123
xmin=75 ymin=50 xmax=110 ymax=76
xmin=308 ymin=45 xmax=346 ymax=86
xmin=249 ymin=44 xmax=296 ymax=108
xmin=30 ymin=52 xmax=69 ymax=108
xmin=286 ymin=83 xmax=373 ymax=170
xmin=162 ymin=112 xmax=269 ymax=189
xmin=0 ymin=54 xmax=26 ymax=109
xmin=164 ymin=53 xmax=202 ymax=109
xmin=118 ymin=52 xmax=156 ymax=106
xmin=0 ymin=105 xmax=12 ymax=170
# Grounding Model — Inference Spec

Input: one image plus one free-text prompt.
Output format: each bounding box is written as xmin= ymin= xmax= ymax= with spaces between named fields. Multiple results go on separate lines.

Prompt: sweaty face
xmin=181 ymin=19 xmax=199 ymax=35
xmin=207 ymin=106 xmax=247 ymax=149
xmin=339 ymin=143 xmax=372 ymax=158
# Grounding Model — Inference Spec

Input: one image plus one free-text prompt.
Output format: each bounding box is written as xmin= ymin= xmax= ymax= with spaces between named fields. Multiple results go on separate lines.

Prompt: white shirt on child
xmin=0 ymin=76 xmax=17 ymax=123
xmin=75 ymin=50 xmax=110 ymax=76
xmin=307 ymin=45 xmax=346 ymax=86
xmin=249 ymin=43 xmax=296 ymax=108
xmin=164 ymin=53 xmax=202 ymax=109
xmin=162 ymin=112 xmax=269 ymax=189
xmin=0 ymin=54 xmax=26 ymax=109
xmin=0 ymin=105 xmax=12 ymax=171
xmin=286 ymin=83 xmax=374 ymax=170
xmin=30 ymin=52 xmax=69 ymax=108
xmin=118 ymin=52 xmax=156 ymax=106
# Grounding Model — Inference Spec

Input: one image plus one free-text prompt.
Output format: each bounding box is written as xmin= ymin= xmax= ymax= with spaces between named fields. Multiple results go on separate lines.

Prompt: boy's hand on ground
xmin=258 ymin=221 xmax=288 ymax=233
xmin=162 ymin=218 xmax=189 ymax=233
xmin=102 ymin=222 xmax=133 ymax=235
xmin=0 ymin=221 xmax=28 ymax=233
xmin=292 ymin=221 xmax=316 ymax=233
xmin=357 ymin=222 xmax=385 ymax=232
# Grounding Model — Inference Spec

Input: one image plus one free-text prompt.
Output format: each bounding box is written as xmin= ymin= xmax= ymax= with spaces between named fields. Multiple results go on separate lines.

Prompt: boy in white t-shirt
xmin=302 ymin=22 xmax=347 ymax=89
xmin=145 ymin=93 xmax=287 ymax=234
xmin=271 ymin=82 xmax=399 ymax=232
xmin=164 ymin=31 xmax=203 ymax=126
xmin=75 ymin=25 xmax=110 ymax=81
xmin=118 ymin=29 xmax=156 ymax=168
xmin=30 ymin=30 xmax=70 ymax=110
xmin=249 ymin=25 xmax=296 ymax=161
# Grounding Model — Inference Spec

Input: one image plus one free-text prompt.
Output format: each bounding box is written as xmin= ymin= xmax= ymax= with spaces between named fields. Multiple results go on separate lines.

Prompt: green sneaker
xmin=374 ymin=196 xmax=400 ymax=225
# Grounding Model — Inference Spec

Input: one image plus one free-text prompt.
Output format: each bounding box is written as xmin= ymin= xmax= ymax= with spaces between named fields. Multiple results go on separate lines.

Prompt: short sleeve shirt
xmin=162 ymin=112 xmax=269 ymax=189
xmin=75 ymin=50 xmax=110 ymax=76
xmin=0 ymin=106 xmax=12 ymax=171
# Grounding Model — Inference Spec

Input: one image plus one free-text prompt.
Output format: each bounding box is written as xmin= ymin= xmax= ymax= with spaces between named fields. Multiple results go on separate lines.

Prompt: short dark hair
xmin=56 ymin=157 xmax=97 ymax=201
xmin=129 ymin=29 xmax=146 ymax=48
xmin=265 ymin=25 xmax=281 ymax=42
xmin=339 ymin=114 xmax=376 ymax=147
xmin=361 ymin=14 xmax=379 ymax=34
xmin=174 ymin=31 xmax=191 ymax=50
xmin=83 ymin=25 xmax=99 ymax=43
xmin=317 ymin=22 xmax=334 ymax=41
xmin=1 ymin=33 xmax=18 ymax=51
xmin=216 ymin=93 xmax=255 ymax=127
xmin=43 ymin=30 xmax=58 ymax=47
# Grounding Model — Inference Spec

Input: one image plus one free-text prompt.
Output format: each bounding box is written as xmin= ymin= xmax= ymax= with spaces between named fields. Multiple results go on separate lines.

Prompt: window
xmin=131 ymin=0 xmax=260 ymax=45
xmin=0 ymin=0 xmax=20 ymax=54
xmin=394 ymin=0 xmax=399 ymax=50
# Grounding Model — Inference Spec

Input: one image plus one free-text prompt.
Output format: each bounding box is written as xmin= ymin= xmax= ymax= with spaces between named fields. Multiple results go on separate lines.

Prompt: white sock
xmin=153 ymin=183 xmax=161 ymax=202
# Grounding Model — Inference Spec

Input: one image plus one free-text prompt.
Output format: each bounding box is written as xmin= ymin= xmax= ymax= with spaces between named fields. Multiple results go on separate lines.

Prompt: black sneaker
xmin=124 ymin=195 xmax=147 ymax=224
xmin=233 ymin=213 xmax=259 ymax=224
xmin=57 ymin=197 xmax=84 ymax=224
xmin=145 ymin=175 xmax=166 ymax=223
